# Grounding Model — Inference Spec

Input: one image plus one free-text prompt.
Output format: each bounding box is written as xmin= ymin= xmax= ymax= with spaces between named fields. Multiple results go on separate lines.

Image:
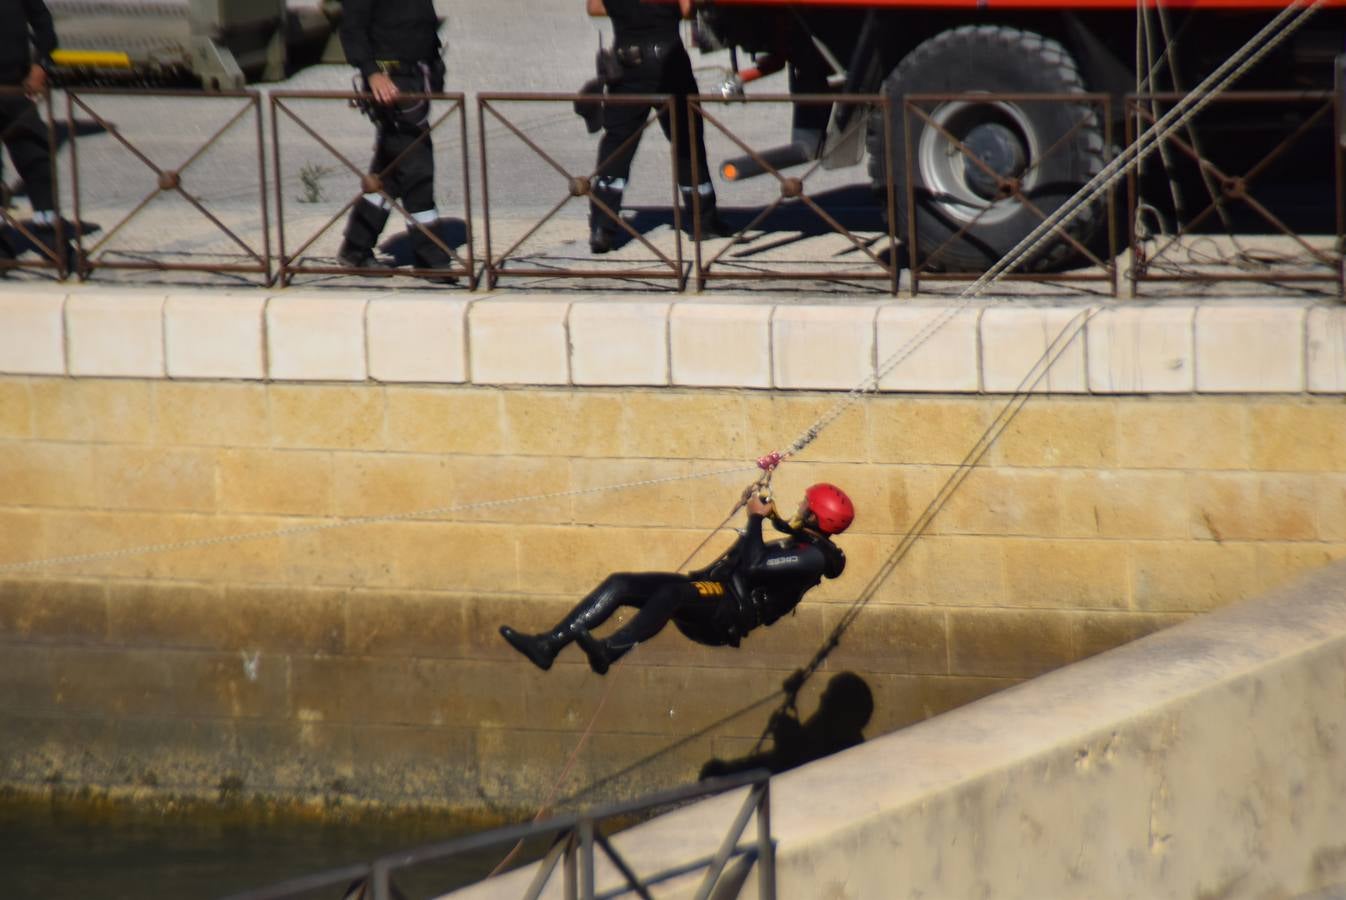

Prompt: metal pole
xmin=564 ymin=831 xmax=578 ymax=900
xmin=477 ymin=97 xmax=495 ymax=289
xmin=694 ymin=784 xmax=763 ymax=900
xmin=757 ymin=781 xmax=776 ymax=900
xmin=370 ymin=860 xmax=391 ymax=900
xmin=270 ymin=95 xmax=289 ymax=286
xmin=579 ymin=817 xmax=596 ymax=899
xmin=66 ymin=90 xmax=86 ymax=279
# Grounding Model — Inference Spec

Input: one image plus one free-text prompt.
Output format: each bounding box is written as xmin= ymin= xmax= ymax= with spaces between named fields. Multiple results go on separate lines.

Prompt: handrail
xmin=221 ymin=769 xmax=776 ymax=900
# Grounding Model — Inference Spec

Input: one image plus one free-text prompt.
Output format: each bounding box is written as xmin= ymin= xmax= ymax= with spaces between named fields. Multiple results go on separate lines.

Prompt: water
xmin=0 ymin=799 xmax=528 ymax=900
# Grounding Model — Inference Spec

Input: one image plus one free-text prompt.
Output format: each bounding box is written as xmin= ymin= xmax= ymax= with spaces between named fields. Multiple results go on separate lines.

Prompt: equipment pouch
xmin=596 ymin=47 xmax=622 ymax=84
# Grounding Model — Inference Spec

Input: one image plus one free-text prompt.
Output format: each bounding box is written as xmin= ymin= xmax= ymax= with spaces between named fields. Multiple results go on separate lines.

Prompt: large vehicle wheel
xmin=867 ymin=25 xmax=1107 ymax=273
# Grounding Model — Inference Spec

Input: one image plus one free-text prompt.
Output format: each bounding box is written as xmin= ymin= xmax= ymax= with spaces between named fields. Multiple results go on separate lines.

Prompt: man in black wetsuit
xmin=0 ymin=0 xmax=60 ymax=271
xmin=337 ymin=0 xmax=455 ymax=281
xmin=500 ymin=483 xmax=853 ymax=674
xmin=585 ymin=0 xmax=729 ymax=253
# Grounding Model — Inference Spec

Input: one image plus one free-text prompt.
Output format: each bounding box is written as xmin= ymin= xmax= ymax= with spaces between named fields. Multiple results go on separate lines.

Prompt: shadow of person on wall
xmin=699 ymin=671 xmax=874 ymax=780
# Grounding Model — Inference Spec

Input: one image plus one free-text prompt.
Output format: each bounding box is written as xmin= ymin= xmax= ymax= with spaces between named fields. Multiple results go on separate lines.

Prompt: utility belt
xmin=696 ymin=577 xmax=770 ymax=640
xmin=374 ymin=59 xmax=428 ymax=76
xmin=352 ymin=58 xmax=442 ymax=134
xmin=612 ymin=39 xmax=678 ymax=68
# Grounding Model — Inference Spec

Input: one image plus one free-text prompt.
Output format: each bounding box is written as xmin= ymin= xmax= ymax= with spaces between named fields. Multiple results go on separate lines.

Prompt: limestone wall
xmin=2 ymin=286 xmax=1345 ymax=814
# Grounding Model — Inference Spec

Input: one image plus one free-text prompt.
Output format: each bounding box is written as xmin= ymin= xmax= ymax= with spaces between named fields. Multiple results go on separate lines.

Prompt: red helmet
xmin=804 ymin=483 xmax=854 ymax=535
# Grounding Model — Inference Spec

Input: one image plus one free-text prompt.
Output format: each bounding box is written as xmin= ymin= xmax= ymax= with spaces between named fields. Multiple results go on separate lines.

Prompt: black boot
xmin=33 ymin=228 xmax=75 ymax=275
xmin=588 ymin=177 xmax=624 ymax=254
xmin=338 ymin=197 xmax=390 ymax=268
xmin=499 ymin=625 xmax=565 ymax=671
xmin=681 ymin=186 xmax=733 ymax=238
xmin=409 ymin=217 xmax=458 ymax=285
xmin=573 ymin=629 xmax=614 ymax=675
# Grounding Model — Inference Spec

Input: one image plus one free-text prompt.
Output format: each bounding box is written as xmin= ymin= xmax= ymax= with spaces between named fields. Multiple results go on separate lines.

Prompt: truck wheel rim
xmin=916 ymin=98 xmax=1040 ymax=227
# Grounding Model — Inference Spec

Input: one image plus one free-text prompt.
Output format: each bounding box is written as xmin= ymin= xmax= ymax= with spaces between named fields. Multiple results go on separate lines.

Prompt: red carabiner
xmin=756 ymin=451 xmax=783 ymax=472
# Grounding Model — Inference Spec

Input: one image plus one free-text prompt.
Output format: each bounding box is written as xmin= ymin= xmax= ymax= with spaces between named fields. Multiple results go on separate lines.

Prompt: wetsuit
xmin=338 ymin=0 xmax=452 ymax=270
xmin=562 ymin=513 xmax=845 ymax=664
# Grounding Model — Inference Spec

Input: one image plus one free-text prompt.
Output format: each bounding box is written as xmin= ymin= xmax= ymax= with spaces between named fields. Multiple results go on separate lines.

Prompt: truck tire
xmin=867 ymin=25 xmax=1107 ymax=273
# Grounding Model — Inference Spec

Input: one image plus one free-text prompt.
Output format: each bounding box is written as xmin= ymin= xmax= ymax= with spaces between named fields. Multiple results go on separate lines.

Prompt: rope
xmin=0 ymin=463 xmax=754 ymax=576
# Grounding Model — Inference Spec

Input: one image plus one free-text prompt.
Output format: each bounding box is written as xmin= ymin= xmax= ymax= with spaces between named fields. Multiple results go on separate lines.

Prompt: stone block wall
xmin=2 ymin=287 xmax=1345 ymax=815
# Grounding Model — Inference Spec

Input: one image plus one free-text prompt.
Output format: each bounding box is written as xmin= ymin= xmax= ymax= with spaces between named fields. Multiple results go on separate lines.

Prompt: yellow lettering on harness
xmin=693 ymin=581 xmax=724 ymax=598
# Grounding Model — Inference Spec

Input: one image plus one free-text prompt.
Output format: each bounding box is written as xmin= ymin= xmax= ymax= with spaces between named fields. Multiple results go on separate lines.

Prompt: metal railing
xmin=270 ymin=90 xmax=475 ymax=288
xmin=477 ymin=92 xmax=687 ymax=290
xmin=1125 ymin=90 xmax=1343 ymax=296
xmin=65 ymin=88 xmax=271 ymax=283
xmin=688 ymin=94 xmax=899 ymax=294
xmin=3 ymin=87 xmax=1340 ymax=297
xmin=222 ymin=769 xmax=776 ymax=900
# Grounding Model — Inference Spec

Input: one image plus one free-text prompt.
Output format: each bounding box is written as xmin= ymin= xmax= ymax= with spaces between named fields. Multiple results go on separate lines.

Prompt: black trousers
xmin=564 ymin=572 xmax=732 ymax=654
xmin=0 ymin=90 xmax=54 ymax=213
xmin=367 ymin=70 xmax=437 ymax=218
xmin=596 ymin=42 xmax=712 ymax=192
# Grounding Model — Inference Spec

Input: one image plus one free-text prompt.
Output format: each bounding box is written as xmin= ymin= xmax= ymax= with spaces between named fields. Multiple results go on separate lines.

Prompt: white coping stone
xmin=1306 ymin=304 xmax=1346 ymax=394
xmin=468 ymin=297 xmax=571 ymax=385
xmin=1086 ymin=302 xmax=1196 ymax=394
xmin=568 ymin=299 xmax=671 ymax=386
xmin=367 ymin=295 xmax=470 ymax=384
xmin=164 ymin=293 xmax=266 ymax=380
xmin=265 ymin=293 xmax=369 ymax=382
xmin=772 ymin=303 xmax=877 ymax=390
xmin=981 ymin=305 xmax=1089 ymax=394
xmin=1194 ymin=301 xmax=1306 ymax=393
xmin=0 ymin=288 xmax=66 ymax=375
xmin=66 ymin=289 xmax=167 ymax=378
xmin=669 ymin=301 xmax=772 ymax=389
xmin=876 ymin=304 xmax=981 ymax=393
